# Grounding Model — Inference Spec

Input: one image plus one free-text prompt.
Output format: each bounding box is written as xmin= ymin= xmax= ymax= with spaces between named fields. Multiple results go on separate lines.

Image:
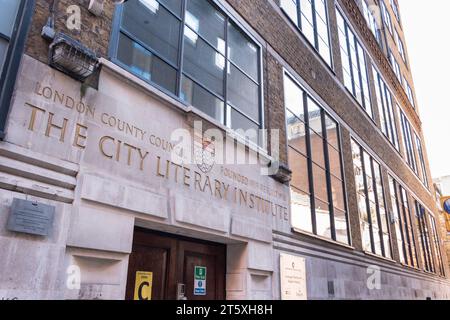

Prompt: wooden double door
xmin=125 ymin=228 xmax=226 ymax=300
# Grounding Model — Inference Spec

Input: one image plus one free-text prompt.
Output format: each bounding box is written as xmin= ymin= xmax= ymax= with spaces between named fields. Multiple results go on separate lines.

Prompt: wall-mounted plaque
xmin=7 ymin=198 xmax=55 ymax=236
xmin=280 ymin=253 xmax=307 ymax=300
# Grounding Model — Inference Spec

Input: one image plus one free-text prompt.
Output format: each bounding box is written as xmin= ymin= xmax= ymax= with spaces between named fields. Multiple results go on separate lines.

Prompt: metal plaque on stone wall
xmin=7 ymin=198 xmax=55 ymax=236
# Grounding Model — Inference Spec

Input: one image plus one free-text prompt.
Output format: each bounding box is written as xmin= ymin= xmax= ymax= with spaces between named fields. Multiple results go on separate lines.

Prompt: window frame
xmin=284 ymin=70 xmax=350 ymax=245
xmin=381 ymin=0 xmax=393 ymax=35
xmin=0 ymin=0 xmax=35 ymax=139
xmin=109 ymin=0 xmax=265 ymax=136
xmin=336 ymin=7 xmax=373 ymax=118
xmin=414 ymin=132 xmax=429 ymax=189
xmin=352 ymin=139 xmax=392 ymax=258
xmin=280 ymin=0 xmax=334 ymax=68
xmin=399 ymin=110 xmax=419 ymax=175
xmin=372 ymin=65 xmax=400 ymax=151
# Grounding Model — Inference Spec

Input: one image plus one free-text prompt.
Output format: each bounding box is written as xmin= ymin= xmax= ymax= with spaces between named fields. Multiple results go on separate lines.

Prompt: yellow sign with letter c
xmin=134 ymin=271 xmax=153 ymax=300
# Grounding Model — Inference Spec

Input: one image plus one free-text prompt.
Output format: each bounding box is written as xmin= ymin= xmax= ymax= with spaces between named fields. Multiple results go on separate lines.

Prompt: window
xmin=362 ymin=0 xmax=383 ymax=48
xmin=352 ymin=140 xmax=391 ymax=258
xmin=372 ymin=66 xmax=399 ymax=150
xmin=285 ymin=73 xmax=349 ymax=244
xmin=403 ymin=77 xmax=415 ymax=108
xmin=394 ymin=29 xmax=406 ymax=63
xmin=390 ymin=0 xmax=401 ymax=23
xmin=429 ymin=214 xmax=445 ymax=276
xmin=389 ymin=50 xmax=401 ymax=82
xmin=336 ymin=9 xmax=372 ymax=118
xmin=0 ymin=0 xmax=31 ymax=137
xmin=381 ymin=1 xmax=393 ymax=35
xmin=113 ymin=0 xmax=262 ymax=143
xmin=280 ymin=0 xmax=332 ymax=65
xmin=414 ymin=133 xmax=429 ymax=188
xmin=414 ymin=201 xmax=436 ymax=273
xmin=388 ymin=178 xmax=418 ymax=267
xmin=399 ymin=111 xmax=418 ymax=174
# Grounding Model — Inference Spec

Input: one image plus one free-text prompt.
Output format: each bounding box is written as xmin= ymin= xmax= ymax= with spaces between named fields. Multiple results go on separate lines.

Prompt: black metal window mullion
xmin=223 ymin=16 xmax=229 ymax=126
xmin=321 ymin=110 xmax=336 ymax=241
xmin=415 ymin=205 xmax=430 ymax=271
xmin=304 ymin=92 xmax=317 ymax=235
xmin=360 ymin=149 xmax=376 ymax=254
xmin=310 ymin=0 xmax=319 ymax=52
xmin=176 ymin=0 xmax=186 ymax=97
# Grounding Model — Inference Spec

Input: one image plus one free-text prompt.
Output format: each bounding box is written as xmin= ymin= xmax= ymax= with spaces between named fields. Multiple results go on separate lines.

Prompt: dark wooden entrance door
xmin=125 ymin=228 xmax=225 ymax=300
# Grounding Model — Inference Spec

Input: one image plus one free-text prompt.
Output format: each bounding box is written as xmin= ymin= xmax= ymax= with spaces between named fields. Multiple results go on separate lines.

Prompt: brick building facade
xmin=0 ymin=0 xmax=449 ymax=299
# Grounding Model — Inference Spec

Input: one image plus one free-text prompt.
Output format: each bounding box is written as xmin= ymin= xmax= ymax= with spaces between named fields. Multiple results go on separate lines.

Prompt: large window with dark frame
xmin=336 ymin=8 xmax=373 ymax=118
xmin=372 ymin=66 xmax=400 ymax=151
xmin=280 ymin=0 xmax=332 ymax=66
xmin=0 ymin=1 xmax=21 ymax=73
xmin=399 ymin=110 xmax=418 ymax=174
xmin=352 ymin=140 xmax=391 ymax=258
xmin=381 ymin=0 xmax=393 ymax=35
xmin=362 ymin=0 xmax=383 ymax=48
xmin=388 ymin=176 xmax=419 ymax=268
xmin=389 ymin=0 xmax=401 ymax=23
xmin=414 ymin=200 xmax=435 ymax=273
xmin=403 ymin=77 xmax=415 ymax=108
xmin=389 ymin=49 xmax=401 ymax=82
xmin=414 ymin=133 xmax=429 ymax=188
xmin=394 ymin=29 xmax=406 ymax=64
xmin=112 ymin=0 xmax=262 ymax=143
xmin=284 ymin=73 xmax=350 ymax=245
xmin=429 ymin=214 xmax=445 ymax=276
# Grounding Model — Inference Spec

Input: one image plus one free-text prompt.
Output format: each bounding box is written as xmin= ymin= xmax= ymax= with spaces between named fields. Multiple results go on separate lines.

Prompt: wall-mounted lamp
xmin=48 ymin=33 xmax=98 ymax=81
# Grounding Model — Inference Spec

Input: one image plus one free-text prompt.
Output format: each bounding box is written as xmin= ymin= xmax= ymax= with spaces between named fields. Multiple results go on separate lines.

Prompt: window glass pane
xmin=287 ymin=110 xmax=307 ymax=155
xmin=185 ymin=0 xmax=225 ymax=54
xmin=331 ymin=176 xmax=345 ymax=211
xmin=291 ymin=188 xmax=313 ymax=233
xmin=289 ymin=148 xmax=310 ymax=193
xmin=307 ymin=98 xmax=322 ymax=134
xmin=0 ymin=0 xmax=20 ymax=37
xmin=118 ymin=33 xmax=177 ymax=93
xmin=310 ymin=129 xmax=325 ymax=167
xmin=229 ymin=108 xmax=259 ymax=144
xmin=159 ymin=0 xmax=182 ymax=15
xmin=122 ymin=1 xmax=181 ymax=64
xmin=227 ymin=63 xmax=259 ymax=122
xmin=281 ymin=0 xmax=299 ymax=25
xmin=334 ymin=208 xmax=348 ymax=244
xmin=328 ymin=145 xmax=342 ymax=178
xmin=284 ymin=75 xmax=305 ymax=119
xmin=0 ymin=38 xmax=7 ymax=71
xmin=227 ymin=22 xmax=259 ymax=80
xmin=315 ymin=198 xmax=331 ymax=239
xmin=313 ymin=163 xmax=328 ymax=202
xmin=181 ymin=75 xmax=224 ymax=123
xmin=183 ymin=27 xmax=225 ymax=96
xmin=324 ymin=115 xmax=339 ymax=150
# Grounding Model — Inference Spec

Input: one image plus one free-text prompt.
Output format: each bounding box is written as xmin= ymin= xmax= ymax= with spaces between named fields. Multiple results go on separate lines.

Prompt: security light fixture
xmin=48 ymin=33 xmax=98 ymax=81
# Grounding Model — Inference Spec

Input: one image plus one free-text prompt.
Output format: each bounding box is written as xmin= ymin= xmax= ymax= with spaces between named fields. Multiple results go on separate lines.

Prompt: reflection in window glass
xmin=351 ymin=140 xmax=392 ymax=258
xmin=285 ymin=73 xmax=349 ymax=244
xmin=118 ymin=33 xmax=178 ymax=93
xmin=280 ymin=0 xmax=332 ymax=65
xmin=373 ymin=66 xmax=399 ymax=150
xmin=116 ymin=0 xmax=261 ymax=140
xmin=336 ymin=9 xmax=372 ymax=118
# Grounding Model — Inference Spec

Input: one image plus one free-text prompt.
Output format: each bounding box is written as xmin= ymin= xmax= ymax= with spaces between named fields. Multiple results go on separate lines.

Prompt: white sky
xmin=398 ymin=0 xmax=450 ymax=179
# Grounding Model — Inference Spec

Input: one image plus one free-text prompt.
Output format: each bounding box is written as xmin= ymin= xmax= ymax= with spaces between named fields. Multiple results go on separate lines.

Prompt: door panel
xmin=126 ymin=229 xmax=225 ymax=300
